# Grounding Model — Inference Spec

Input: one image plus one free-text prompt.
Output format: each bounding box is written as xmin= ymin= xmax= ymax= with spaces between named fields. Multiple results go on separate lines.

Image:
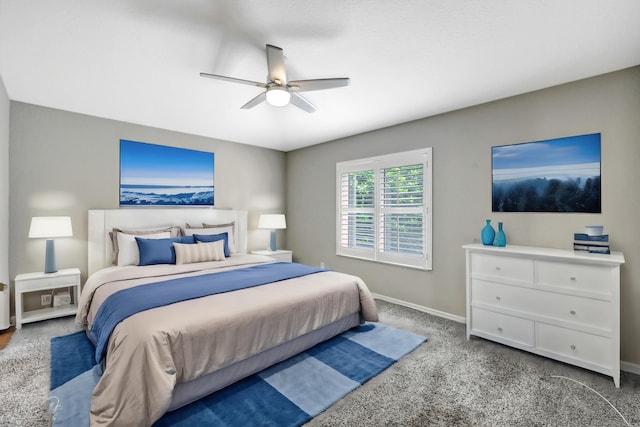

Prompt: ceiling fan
xmin=200 ymin=44 xmax=350 ymax=113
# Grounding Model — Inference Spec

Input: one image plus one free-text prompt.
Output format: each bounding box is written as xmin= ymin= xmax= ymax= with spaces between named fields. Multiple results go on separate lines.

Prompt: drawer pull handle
xmin=570 ymin=345 xmax=576 ymax=351
xmin=569 ymin=276 xmax=576 ymax=281
xmin=497 ymin=327 xmax=503 ymax=332
xmin=570 ymin=310 xmax=576 ymax=315
xmin=496 ymin=296 xmax=501 ymax=301
xmin=495 ymin=266 xmax=501 ymax=271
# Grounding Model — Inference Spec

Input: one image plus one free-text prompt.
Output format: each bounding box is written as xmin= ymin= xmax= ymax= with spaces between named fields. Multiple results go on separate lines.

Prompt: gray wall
xmin=286 ymin=66 xmax=640 ymax=365
xmin=9 ymin=102 xmax=286 ymax=311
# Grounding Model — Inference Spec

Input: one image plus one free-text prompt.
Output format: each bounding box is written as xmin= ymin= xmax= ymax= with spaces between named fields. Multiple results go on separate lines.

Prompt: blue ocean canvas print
xmin=120 ymin=140 xmax=214 ymax=206
xmin=492 ymin=133 xmax=601 ymax=213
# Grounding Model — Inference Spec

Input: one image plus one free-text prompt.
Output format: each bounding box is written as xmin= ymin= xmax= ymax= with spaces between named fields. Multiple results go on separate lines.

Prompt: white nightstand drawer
xmin=471 ymin=307 xmax=534 ymax=346
xmin=537 ymin=261 xmax=612 ymax=296
xmin=251 ymin=250 xmax=292 ymax=262
xmin=471 ymin=253 xmax=534 ymax=285
xmin=537 ymin=323 xmax=612 ymax=368
xmin=16 ymin=273 xmax=79 ymax=292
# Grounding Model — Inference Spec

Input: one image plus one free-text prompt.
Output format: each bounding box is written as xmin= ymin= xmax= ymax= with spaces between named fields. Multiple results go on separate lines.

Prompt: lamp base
xmin=270 ymin=230 xmax=277 ymax=252
xmin=44 ymin=239 xmax=57 ymax=274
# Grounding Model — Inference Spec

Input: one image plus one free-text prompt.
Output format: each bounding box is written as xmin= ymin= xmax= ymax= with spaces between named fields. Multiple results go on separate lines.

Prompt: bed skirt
xmin=168 ymin=312 xmax=361 ymax=411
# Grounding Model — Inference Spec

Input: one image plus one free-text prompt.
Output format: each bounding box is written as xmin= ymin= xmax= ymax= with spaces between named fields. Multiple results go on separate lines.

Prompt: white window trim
xmin=336 ymin=147 xmax=433 ymax=270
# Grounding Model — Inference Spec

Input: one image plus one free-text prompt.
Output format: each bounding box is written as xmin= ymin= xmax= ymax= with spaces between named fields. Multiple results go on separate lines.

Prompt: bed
xmin=77 ymin=208 xmax=378 ymax=426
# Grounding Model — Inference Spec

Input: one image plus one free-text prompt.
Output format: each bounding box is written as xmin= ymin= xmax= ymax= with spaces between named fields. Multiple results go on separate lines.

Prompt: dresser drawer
xmin=471 ymin=307 xmax=534 ymax=346
xmin=472 ymin=279 xmax=535 ymax=312
xmin=537 ymin=323 xmax=612 ymax=368
xmin=472 ymin=280 xmax=612 ymax=330
xmin=471 ymin=253 xmax=534 ymax=285
xmin=537 ymin=261 xmax=612 ymax=296
xmin=535 ymin=293 xmax=611 ymax=331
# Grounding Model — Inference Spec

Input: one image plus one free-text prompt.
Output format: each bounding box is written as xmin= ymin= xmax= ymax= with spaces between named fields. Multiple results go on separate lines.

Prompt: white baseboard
xmin=372 ymin=293 xmax=466 ymax=324
xmin=621 ymin=361 xmax=640 ymax=376
xmin=373 ymin=293 xmax=640 ymax=375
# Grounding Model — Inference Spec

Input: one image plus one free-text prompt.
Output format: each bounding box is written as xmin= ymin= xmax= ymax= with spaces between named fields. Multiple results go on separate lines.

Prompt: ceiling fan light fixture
xmin=266 ymin=86 xmax=291 ymax=107
xmin=201 ymin=44 xmax=349 ymax=112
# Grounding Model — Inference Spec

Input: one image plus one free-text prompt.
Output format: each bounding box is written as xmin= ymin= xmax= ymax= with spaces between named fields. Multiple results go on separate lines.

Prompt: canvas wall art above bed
xmin=119 ymin=140 xmax=215 ymax=206
xmin=76 ymin=208 xmax=378 ymax=426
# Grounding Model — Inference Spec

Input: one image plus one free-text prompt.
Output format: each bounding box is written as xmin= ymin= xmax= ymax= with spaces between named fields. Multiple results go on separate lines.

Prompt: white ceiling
xmin=1 ymin=1 xmax=639 ymax=152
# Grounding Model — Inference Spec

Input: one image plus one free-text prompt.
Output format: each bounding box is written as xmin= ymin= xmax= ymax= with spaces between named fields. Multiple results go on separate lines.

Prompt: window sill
xmin=336 ymin=253 xmax=432 ymax=271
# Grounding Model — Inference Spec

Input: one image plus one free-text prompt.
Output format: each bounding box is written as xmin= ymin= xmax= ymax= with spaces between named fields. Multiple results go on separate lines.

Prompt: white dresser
xmin=463 ymin=244 xmax=625 ymax=387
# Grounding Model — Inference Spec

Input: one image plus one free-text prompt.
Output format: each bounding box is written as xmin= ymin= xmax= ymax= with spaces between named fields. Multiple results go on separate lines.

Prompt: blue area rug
xmin=50 ymin=323 xmax=426 ymax=426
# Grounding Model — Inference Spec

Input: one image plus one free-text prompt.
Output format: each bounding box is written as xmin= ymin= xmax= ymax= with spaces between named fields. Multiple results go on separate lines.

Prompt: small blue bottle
xmin=481 ymin=220 xmax=495 ymax=246
xmin=494 ymin=222 xmax=507 ymax=247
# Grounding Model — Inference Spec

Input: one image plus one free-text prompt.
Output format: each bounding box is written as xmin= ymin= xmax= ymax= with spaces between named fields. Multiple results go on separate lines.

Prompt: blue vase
xmin=494 ymin=222 xmax=507 ymax=247
xmin=481 ymin=220 xmax=495 ymax=245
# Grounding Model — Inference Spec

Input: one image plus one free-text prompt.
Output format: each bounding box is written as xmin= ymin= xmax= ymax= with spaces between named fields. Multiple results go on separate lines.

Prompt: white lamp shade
xmin=258 ymin=214 xmax=286 ymax=230
xmin=28 ymin=216 xmax=73 ymax=238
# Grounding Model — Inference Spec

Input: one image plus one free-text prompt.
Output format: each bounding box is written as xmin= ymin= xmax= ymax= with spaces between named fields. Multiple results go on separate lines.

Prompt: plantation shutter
xmin=336 ymin=148 xmax=432 ymax=270
xmin=339 ymin=169 xmax=375 ymax=252
xmin=379 ymin=164 xmax=424 ymax=256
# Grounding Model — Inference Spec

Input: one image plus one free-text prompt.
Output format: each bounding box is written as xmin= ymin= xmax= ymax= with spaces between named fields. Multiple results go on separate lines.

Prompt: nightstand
xmin=14 ymin=268 xmax=81 ymax=329
xmin=251 ymin=249 xmax=293 ymax=262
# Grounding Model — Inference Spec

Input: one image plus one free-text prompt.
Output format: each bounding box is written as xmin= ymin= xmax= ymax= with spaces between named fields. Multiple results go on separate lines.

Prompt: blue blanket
xmin=90 ymin=262 xmax=327 ymax=363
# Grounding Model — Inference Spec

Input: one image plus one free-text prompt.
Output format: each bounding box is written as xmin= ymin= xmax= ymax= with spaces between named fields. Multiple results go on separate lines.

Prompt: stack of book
xmin=573 ymin=233 xmax=610 ymax=254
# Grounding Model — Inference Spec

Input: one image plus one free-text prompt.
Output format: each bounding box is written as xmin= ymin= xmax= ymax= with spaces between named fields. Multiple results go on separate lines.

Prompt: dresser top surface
xmin=463 ymin=243 xmax=624 ymax=266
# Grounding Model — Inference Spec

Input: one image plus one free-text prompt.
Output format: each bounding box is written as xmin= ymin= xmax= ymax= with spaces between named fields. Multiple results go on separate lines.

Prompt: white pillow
xmin=116 ymin=231 xmax=171 ymax=266
xmin=109 ymin=226 xmax=182 ymax=265
xmin=173 ymin=240 xmax=226 ymax=264
xmin=184 ymin=226 xmax=236 ymax=253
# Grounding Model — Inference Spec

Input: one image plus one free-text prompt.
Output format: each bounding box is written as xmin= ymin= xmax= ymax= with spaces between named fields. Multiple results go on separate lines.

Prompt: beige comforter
xmin=76 ymin=254 xmax=378 ymax=427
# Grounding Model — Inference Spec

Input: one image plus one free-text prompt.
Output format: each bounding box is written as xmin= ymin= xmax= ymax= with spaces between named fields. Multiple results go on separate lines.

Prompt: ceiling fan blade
xmin=266 ymin=44 xmax=287 ymax=85
xmin=200 ymin=72 xmax=267 ymax=88
xmin=288 ymin=78 xmax=351 ymax=92
xmin=240 ymin=92 xmax=267 ymax=109
xmin=289 ymin=93 xmax=317 ymax=113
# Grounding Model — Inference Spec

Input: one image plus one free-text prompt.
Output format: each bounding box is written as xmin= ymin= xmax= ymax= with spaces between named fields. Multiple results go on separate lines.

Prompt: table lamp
xmin=28 ymin=216 xmax=73 ymax=274
xmin=258 ymin=214 xmax=286 ymax=251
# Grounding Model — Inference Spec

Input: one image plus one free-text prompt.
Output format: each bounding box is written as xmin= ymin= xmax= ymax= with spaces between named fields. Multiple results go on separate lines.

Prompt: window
xmin=336 ymin=148 xmax=432 ymax=270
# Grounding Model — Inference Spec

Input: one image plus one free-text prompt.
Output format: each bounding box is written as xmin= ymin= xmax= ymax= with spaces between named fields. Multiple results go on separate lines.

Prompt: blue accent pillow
xmin=136 ymin=235 xmax=196 ymax=266
xmin=193 ymin=232 xmax=230 ymax=257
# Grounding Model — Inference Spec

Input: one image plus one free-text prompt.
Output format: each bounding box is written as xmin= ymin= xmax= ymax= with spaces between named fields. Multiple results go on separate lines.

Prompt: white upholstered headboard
xmin=88 ymin=208 xmax=248 ymax=276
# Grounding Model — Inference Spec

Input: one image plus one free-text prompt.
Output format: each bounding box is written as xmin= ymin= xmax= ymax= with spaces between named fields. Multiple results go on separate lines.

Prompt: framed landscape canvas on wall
xmin=492 ymin=133 xmax=601 ymax=213
xmin=119 ymin=140 xmax=214 ymax=206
